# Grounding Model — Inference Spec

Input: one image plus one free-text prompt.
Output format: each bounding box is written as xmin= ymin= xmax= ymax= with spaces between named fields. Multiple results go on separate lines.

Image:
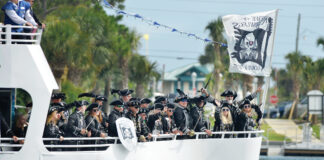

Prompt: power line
xmin=141 ymin=48 xmax=324 ymax=58
xmin=127 ymin=7 xmax=324 ymax=19
xmin=172 ymin=0 xmax=324 ymax=8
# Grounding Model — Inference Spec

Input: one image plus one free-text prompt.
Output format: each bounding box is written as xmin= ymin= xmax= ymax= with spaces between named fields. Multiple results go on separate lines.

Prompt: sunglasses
xmin=116 ymin=105 xmax=123 ymax=108
xmin=222 ymin=108 xmax=230 ymax=112
xmin=244 ymin=105 xmax=251 ymax=108
xmin=226 ymin=95 xmax=234 ymax=97
xmin=181 ymin=99 xmax=188 ymax=102
xmin=92 ymin=109 xmax=98 ymax=112
xmin=168 ymin=109 xmax=174 ymax=112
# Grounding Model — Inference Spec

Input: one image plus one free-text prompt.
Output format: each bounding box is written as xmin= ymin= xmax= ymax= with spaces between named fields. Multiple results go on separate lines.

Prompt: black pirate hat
xmin=119 ymin=89 xmax=134 ymax=96
xmin=174 ymin=89 xmax=188 ymax=103
xmin=140 ymin=98 xmax=152 ymax=104
xmin=154 ymin=96 xmax=167 ymax=104
xmin=221 ymin=89 xmax=237 ymax=99
xmin=51 ymin=92 xmax=66 ymax=100
xmin=86 ymin=103 xmax=99 ymax=111
xmin=110 ymin=100 xmax=123 ymax=107
xmin=48 ymin=106 xmax=58 ymax=115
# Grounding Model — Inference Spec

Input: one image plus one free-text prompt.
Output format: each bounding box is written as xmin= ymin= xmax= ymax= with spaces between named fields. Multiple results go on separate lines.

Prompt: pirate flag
xmin=222 ymin=10 xmax=278 ymax=76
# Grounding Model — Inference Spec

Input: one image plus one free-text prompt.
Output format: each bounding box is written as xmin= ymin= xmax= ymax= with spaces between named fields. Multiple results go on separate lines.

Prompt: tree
xmin=204 ymin=17 xmax=226 ymax=97
xmin=317 ymin=37 xmax=324 ymax=50
xmin=129 ymin=54 xmax=159 ymax=98
xmin=286 ymin=52 xmax=308 ymax=119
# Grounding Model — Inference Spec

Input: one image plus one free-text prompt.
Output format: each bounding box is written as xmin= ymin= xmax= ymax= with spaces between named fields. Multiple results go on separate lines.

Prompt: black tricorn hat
xmin=154 ymin=96 xmax=167 ymax=104
xmin=166 ymin=103 xmax=175 ymax=109
xmin=48 ymin=106 xmax=58 ymax=115
xmin=74 ymin=100 xmax=89 ymax=108
xmin=126 ymin=99 xmax=140 ymax=108
xmin=51 ymin=92 xmax=66 ymax=100
xmin=174 ymin=89 xmax=188 ymax=103
xmin=221 ymin=89 xmax=237 ymax=99
xmin=86 ymin=103 xmax=99 ymax=111
xmin=140 ymin=98 xmax=152 ymax=104
xmin=51 ymin=102 xmax=65 ymax=112
xmin=95 ymin=95 xmax=107 ymax=102
xmin=110 ymin=100 xmax=123 ymax=106
xmin=220 ymin=102 xmax=231 ymax=109
xmin=119 ymin=89 xmax=134 ymax=96
xmin=154 ymin=103 xmax=165 ymax=110
xmin=190 ymin=95 xmax=206 ymax=105
xmin=239 ymin=99 xmax=251 ymax=109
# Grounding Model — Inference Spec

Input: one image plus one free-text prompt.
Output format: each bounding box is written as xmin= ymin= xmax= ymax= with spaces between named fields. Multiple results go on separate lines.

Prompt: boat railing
xmin=0 ymin=24 xmax=43 ymax=45
xmin=0 ymin=130 xmax=263 ymax=153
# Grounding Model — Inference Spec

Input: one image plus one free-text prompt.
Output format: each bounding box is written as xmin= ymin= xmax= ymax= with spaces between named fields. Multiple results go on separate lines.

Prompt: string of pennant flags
xmin=102 ymin=0 xmax=227 ymax=47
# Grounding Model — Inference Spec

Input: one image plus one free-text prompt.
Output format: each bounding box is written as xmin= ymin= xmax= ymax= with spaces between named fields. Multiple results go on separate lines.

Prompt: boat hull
xmin=34 ymin=137 xmax=261 ymax=160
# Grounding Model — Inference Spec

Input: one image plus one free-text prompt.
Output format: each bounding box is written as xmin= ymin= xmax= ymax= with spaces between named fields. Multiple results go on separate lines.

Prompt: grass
xmin=312 ymin=124 xmax=321 ymax=139
xmin=261 ymin=123 xmax=291 ymax=142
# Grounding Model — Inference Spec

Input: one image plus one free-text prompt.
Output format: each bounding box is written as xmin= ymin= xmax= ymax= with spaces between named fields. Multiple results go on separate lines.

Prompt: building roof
xmin=164 ymin=63 xmax=213 ymax=81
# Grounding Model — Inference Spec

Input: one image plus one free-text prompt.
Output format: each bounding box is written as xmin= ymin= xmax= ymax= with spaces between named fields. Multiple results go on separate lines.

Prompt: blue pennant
xmin=103 ymin=0 xmax=112 ymax=7
xmin=172 ymin=28 xmax=178 ymax=32
xmin=153 ymin=22 xmax=160 ymax=26
xmin=134 ymin=14 xmax=142 ymax=19
xmin=204 ymin=38 xmax=211 ymax=42
xmin=117 ymin=11 xmax=127 ymax=15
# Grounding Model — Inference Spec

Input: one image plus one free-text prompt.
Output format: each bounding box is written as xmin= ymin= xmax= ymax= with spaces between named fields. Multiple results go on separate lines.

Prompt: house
xmin=162 ymin=63 xmax=213 ymax=96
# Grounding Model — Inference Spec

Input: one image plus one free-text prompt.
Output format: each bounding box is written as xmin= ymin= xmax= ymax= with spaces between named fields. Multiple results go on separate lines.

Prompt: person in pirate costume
xmin=201 ymin=87 xmax=261 ymax=131
xmin=213 ymin=103 xmax=235 ymax=138
xmin=237 ymin=99 xmax=262 ymax=137
xmin=154 ymin=96 xmax=168 ymax=105
xmin=140 ymin=98 xmax=152 ymax=110
xmin=125 ymin=99 xmax=141 ymax=137
xmin=77 ymin=93 xmax=109 ymax=134
xmin=148 ymin=103 xmax=165 ymax=135
xmin=173 ymin=89 xmax=194 ymax=137
xmin=190 ymin=96 xmax=212 ymax=136
xmin=107 ymin=100 xmax=124 ymax=137
xmin=53 ymin=102 xmax=68 ymax=133
xmin=51 ymin=92 xmax=72 ymax=130
xmin=161 ymin=103 xmax=180 ymax=135
xmin=85 ymin=103 xmax=107 ymax=150
xmin=137 ymin=108 xmax=152 ymax=142
xmin=43 ymin=106 xmax=64 ymax=151
xmin=111 ymin=89 xmax=133 ymax=113
xmin=65 ymin=100 xmax=91 ymax=151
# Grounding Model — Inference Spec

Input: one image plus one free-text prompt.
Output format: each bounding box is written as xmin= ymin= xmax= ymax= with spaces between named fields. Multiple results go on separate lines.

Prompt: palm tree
xmin=317 ymin=37 xmax=324 ymax=50
xmin=129 ymin=54 xmax=159 ymax=98
xmin=286 ymin=51 xmax=308 ymax=119
xmin=204 ymin=17 xmax=226 ymax=97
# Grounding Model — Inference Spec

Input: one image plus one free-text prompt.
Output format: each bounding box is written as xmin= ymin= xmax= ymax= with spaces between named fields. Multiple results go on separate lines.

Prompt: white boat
xmin=0 ymin=24 xmax=263 ymax=160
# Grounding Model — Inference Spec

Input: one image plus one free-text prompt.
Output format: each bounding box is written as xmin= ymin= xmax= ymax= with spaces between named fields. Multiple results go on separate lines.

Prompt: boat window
xmin=0 ymin=88 xmax=32 ymax=153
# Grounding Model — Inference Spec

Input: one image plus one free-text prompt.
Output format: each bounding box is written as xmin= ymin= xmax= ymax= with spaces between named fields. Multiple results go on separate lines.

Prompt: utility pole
xmin=289 ymin=13 xmax=301 ymax=120
xmin=295 ymin=13 xmax=301 ymax=53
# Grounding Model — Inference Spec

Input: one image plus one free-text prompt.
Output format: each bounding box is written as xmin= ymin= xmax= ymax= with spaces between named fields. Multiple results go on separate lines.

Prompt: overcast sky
xmin=105 ymin=0 xmax=324 ymax=72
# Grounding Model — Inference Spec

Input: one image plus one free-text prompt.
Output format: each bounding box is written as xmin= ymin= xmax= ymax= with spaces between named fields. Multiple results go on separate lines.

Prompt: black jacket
xmin=0 ymin=112 xmax=14 ymax=137
xmin=213 ymin=111 xmax=234 ymax=132
xmin=125 ymin=111 xmax=140 ymax=136
xmin=190 ymin=106 xmax=208 ymax=132
xmin=85 ymin=115 xmax=103 ymax=137
xmin=161 ymin=115 xmax=177 ymax=133
xmin=107 ymin=109 xmax=124 ymax=137
xmin=147 ymin=112 xmax=160 ymax=132
xmin=173 ymin=104 xmax=192 ymax=134
xmin=66 ymin=111 xmax=86 ymax=137
xmin=237 ymin=104 xmax=262 ymax=131
xmin=138 ymin=116 xmax=150 ymax=137
xmin=44 ymin=123 xmax=64 ymax=138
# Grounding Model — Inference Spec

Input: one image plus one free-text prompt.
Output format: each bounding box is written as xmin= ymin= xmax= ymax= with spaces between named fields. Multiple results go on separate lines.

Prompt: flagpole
xmin=261 ymin=9 xmax=279 ymax=119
